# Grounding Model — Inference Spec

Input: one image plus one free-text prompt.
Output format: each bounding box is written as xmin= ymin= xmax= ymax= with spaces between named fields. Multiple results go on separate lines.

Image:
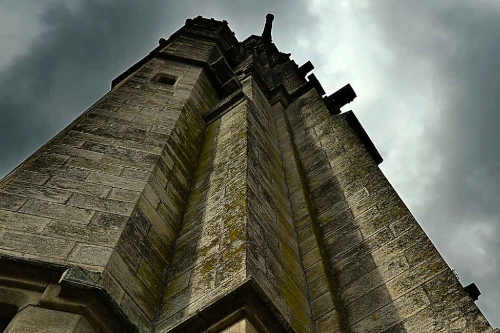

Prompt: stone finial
xmin=262 ymin=13 xmax=274 ymax=43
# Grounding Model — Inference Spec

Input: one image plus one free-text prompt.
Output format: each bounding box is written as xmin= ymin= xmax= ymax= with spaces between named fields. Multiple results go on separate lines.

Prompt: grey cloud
xmin=369 ymin=0 xmax=500 ymax=325
xmin=0 ymin=0 xmax=169 ymax=175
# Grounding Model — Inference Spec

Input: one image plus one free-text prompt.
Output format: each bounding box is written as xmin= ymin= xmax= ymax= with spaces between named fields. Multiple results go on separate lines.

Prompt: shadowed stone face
xmin=0 ymin=304 xmax=16 ymax=332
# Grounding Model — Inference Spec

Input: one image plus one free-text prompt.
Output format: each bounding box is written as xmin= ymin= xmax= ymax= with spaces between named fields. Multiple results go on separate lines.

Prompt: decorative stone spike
xmin=261 ymin=13 xmax=274 ymax=43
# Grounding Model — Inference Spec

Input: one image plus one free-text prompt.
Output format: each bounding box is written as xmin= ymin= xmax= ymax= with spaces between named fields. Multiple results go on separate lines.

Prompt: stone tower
xmin=0 ymin=15 xmax=494 ymax=333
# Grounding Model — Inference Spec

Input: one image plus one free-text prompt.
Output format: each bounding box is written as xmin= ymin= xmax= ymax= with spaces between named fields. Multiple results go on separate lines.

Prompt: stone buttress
xmin=0 ymin=15 xmax=494 ymax=333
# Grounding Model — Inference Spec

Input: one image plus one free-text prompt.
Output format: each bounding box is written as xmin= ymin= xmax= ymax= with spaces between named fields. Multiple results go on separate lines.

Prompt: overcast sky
xmin=0 ymin=0 xmax=498 ymax=326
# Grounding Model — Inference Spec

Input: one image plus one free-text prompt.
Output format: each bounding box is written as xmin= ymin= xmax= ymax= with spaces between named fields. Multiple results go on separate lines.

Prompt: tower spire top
xmin=261 ymin=13 xmax=274 ymax=42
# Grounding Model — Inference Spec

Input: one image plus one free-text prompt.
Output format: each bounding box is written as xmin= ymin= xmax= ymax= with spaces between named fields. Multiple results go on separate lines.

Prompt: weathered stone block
xmin=25 ymin=165 xmax=90 ymax=182
xmin=67 ymin=193 xmax=134 ymax=216
xmin=67 ymin=156 xmax=123 ymax=175
xmin=311 ymin=291 xmax=335 ymax=320
xmin=13 ymin=170 xmax=50 ymax=185
xmin=350 ymin=287 xmax=430 ymax=332
xmin=86 ymin=172 xmax=146 ymax=191
xmin=20 ymin=198 xmax=94 ymax=224
xmin=45 ymin=220 xmax=121 ymax=246
xmin=2 ymin=181 xmax=72 ymax=203
xmin=0 ymin=229 xmax=74 ymax=259
xmin=25 ymin=153 xmax=69 ymax=170
xmin=108 ymin=188 xmax=140 ymax=202
xmin=107 ymin=252 xmax=158 ymax=320
xmin=0 ymin=193 xmax=27 ymax=211
xmin=46 ymin=176 xmax=111 ymax=198
xmin=0 ymin=209 xmax=51 ymax=233
xmin=68 ymin=243 xmax=113 ymax=267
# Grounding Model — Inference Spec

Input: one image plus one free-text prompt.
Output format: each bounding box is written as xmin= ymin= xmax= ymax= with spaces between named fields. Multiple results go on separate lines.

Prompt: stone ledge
xmin=203 ymin=89 xmax=245 ymax=124
xmin=161 ymin=278 xmax=293 ymax=333
xmin=0 ymin=254 xmax=138 ymax=333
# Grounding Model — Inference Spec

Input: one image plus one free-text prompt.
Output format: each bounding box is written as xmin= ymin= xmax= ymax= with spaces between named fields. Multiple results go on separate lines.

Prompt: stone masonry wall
xmin=275 ymin=100 xmax=340 ymax=333
xmin=157 ymin=99 xmax=249 ymax=331
xmin=0 ymin=55 xmax=218 ymax=332
xmin=284 ymin=86 xmax=493 ymax=333
xmin=244 ymin=78 xmax=313 ymax=333
xmin=0 ymin=15 xmax=494 ymax=333
xmin=102 ymin=57 xmax=218 ymax=331
xmin=157 ymin=77 xmax=316 ymax=333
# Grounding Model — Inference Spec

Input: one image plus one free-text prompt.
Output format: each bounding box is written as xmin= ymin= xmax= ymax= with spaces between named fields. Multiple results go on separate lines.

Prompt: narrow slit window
xmin=153 ymin=73 xmax=177 ymax=86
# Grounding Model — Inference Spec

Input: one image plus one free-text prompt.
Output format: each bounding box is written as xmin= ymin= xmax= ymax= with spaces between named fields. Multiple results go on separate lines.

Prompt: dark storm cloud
xmin=0 ymin=0 xmax=170 ymax=175
xmin=0 ymin=0 xmax=312 ymax=177
xmin=369 ymin=0 xmax=500 ymax=325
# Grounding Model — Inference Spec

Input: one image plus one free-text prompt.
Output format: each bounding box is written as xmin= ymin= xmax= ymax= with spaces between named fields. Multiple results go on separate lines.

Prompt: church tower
xmin=0 ymin=15 xmax=494 ymax=333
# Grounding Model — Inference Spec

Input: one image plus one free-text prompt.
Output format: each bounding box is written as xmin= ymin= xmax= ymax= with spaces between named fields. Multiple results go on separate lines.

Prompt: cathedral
xmin=0 ymin=14 xmax=494 ymax=333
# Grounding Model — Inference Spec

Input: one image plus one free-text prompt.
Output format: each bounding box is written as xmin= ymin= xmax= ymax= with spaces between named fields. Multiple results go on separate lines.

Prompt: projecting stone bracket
xmin=298 ymin=61 xmax=314 ymax=78
xmin=324 ymin=83 xmax=357 ymax=114
xmin=0 ymin=255 xmax=138 ymax=333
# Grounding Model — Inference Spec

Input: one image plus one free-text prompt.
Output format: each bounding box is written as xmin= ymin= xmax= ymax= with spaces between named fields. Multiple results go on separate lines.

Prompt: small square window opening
xmin=152 ymin=73 xmax=177 ymax=86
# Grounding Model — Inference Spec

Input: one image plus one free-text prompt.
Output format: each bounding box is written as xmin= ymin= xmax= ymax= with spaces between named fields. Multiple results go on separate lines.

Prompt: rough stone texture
xmin=244 ymin=78 xmax=313 ymax=333
xmin=0 ymin=14 xmax=494 ymax=333
xmin=284 ymin=86 xmax=493 ymax=332
xmin=275 ymin=101 xmax=340 ymax=333
xmin=156 ymin=98 xmax=249 ymax=331
xmin=0 ymin=42 xmax=218 ymax=331
xmin=101 ymin=55 xmax=218 ymax=329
